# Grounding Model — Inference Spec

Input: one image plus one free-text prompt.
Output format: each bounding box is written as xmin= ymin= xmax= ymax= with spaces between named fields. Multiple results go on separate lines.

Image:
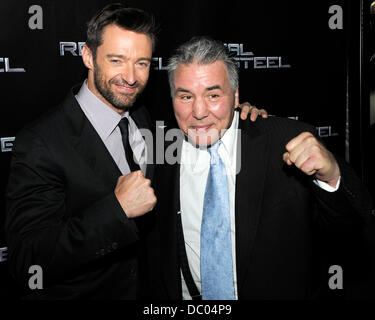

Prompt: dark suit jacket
xmin=5 ymin=86 xmax=154 ymax=299
xmin=145 ymin=113 xmax=371 ymax=300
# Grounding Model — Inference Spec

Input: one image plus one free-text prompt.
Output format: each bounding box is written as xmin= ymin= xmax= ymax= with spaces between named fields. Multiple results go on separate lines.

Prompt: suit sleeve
xmin=5 ymin=128 xmax=140 ymax=287
xmin=310 ymin=154 xmax=373 ymax=228
xmin=289 ymin=120 xmax=373 ymax=227
xmin=276 ymin=118 xmax=372 ymax=228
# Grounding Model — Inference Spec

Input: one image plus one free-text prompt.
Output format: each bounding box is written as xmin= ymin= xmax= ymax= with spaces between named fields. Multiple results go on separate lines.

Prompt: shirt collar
xmin=75 ymin=80 xmax=128 ymax=141
xmin=220 ymin=110 xmax=239 ymax=166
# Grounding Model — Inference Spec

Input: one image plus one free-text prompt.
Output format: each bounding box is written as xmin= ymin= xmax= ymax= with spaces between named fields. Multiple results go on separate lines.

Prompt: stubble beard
xmin=93 ymin=61 xmax=146 ymax=111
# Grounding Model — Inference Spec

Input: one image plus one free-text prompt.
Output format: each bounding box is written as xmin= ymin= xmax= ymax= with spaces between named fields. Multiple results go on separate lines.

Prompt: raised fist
xmin=283 ymin=132 xmax=340 ymax=188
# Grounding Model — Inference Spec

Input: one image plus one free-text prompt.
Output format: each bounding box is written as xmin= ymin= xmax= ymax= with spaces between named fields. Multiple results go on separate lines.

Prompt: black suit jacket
xmin=145 ymin=113 xmax=371 ymax=300
xmin=5 ymin=86 xmax=154 ymax=299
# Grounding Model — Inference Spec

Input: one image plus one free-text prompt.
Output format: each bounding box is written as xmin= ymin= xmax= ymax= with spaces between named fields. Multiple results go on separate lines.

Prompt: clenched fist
xmin=115 ymin=170 xmax=157 ymax=218
xmin=283 ymin=132 xmax=341 ymax=188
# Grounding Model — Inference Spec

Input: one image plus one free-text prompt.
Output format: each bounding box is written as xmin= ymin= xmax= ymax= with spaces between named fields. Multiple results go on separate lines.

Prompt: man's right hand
xmin=115 ymin=170 xmax=157 ymax=218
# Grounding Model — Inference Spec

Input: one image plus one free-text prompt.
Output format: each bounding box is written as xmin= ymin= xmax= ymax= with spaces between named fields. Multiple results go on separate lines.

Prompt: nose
xmin=192 ymin=96 xmax=209 ymax=120
xmin=120 ymin=63 xmax=136 ymax=86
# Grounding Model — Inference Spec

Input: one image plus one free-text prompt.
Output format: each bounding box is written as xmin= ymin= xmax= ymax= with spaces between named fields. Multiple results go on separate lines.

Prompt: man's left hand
xmin=283 ymin=132 xmax=341 ymax=188
xmin=238 ymin=102 xmax=268 ymax=121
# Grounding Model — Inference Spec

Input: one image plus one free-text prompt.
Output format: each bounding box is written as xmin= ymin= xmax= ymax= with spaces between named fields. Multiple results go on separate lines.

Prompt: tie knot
xmin=208 ymin=140 xmax=221 ymax=165
xmin=118 ymin=117 xmax=129 ymax=133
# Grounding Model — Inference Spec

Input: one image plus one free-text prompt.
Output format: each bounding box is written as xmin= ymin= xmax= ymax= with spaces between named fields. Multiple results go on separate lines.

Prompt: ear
xmin=82 ymin=45 xmax=94 ymax=70
xmin=234 ymin=87 xmax=239 ymax=108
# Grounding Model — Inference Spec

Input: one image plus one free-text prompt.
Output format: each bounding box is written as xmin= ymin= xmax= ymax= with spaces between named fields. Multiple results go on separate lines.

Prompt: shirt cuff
xmin=313 ymin=176 xmax=341 ymax=192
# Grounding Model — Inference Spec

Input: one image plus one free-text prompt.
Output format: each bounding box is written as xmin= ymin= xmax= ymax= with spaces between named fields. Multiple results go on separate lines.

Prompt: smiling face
xmin=82 ymin=24 xmax=152 ymax=114
xmin=172 ymin=60 xmax=239 ymax=147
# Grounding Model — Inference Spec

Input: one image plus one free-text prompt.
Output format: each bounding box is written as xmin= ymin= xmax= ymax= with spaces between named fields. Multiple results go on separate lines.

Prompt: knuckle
xmin=117 ymin=176 xmax=125 ymax=186
xmin=150 ymin=188 xmax=156 ymax=197
xmin=311 ymin=144 xmax=321 ymax=154
xmin=306 ymin=135 xmax=316 ymax=144
xmin=288 ymin=152 xmax=296 ymax=162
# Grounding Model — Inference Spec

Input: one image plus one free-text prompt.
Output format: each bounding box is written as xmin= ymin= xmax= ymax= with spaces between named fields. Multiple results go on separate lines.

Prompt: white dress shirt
xmin=180 ymin=111 xmax=240 ymax=300
xmin=179 ymin=111 xmax=340 ymax=300
xmin=75 ymin=81 xmax=147 ymax=175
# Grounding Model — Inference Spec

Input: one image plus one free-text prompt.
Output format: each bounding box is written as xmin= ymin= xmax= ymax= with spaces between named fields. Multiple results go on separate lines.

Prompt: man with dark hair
xmin=5 ymin=4 xmax=261 ymax=299
xmin=85 ymin=4 xmax=157 ymax=58
xmin=5 ymin=3 xmax=158 ymax=299
xmin=146 ymin=37 xmax=372 ymax=300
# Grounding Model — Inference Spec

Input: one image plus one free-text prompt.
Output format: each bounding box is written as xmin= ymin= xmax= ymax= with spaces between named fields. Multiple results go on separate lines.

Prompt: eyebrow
xmin=106 ymin=54 xmax=152 ymax=62
xmin=174 ymin=85 xmax=223 ymax=94
xmin=106 ymin=54 xmax=124 ymax=59
xmin=206 ymin=85 xmax=222 ymax=91
xmin=175 ymin=88 xmax=191 ymax=94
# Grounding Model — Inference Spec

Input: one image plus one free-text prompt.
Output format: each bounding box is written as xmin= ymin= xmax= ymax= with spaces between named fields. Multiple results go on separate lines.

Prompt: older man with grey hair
xmin=145 ymin=36 xmax=371 ymax=300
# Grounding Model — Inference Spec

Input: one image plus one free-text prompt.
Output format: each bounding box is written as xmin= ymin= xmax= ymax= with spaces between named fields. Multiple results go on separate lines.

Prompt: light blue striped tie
xmin=200 ymin=141 xmax=235 ymax=300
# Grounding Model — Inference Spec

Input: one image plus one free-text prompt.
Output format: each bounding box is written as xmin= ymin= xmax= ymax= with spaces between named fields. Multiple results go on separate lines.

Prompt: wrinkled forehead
xmin=99 ymin=25 xmax=153 ymax=54
xmin=173 ymin=61 xmax=233 ymax=93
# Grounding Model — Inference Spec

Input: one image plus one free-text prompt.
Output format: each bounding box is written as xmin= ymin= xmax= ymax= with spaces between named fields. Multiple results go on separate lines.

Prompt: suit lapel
xmin=63 ymin=90 xmax=155 ymax=189
xmin=235 ymin=118 xmax=270 ymax=297
xmin=63 ymin=91 xmax=122 ymax=189
xmin=130 ymin=106 xmax=155 ymax=181
xmin=159 ymin=132 xmax=184 ymax=299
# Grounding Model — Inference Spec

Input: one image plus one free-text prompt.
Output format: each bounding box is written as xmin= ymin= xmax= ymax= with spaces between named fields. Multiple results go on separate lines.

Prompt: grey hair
xmin=167 ymin=36 xmax=239 ymax=96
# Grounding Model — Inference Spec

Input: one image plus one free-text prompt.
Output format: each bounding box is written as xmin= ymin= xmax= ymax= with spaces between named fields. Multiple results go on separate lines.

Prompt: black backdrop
xmin=0 ymin=0 xmax=372 ymax=299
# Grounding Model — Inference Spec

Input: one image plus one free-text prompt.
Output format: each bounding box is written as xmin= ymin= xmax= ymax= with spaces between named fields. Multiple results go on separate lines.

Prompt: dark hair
xmin=86 ymin=3 xmax=157 ymax=58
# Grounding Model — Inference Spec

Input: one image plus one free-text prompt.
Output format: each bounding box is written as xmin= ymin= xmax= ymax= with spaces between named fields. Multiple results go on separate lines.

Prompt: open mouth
xmin=190 ymin=124 xmax=214 ymax=132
